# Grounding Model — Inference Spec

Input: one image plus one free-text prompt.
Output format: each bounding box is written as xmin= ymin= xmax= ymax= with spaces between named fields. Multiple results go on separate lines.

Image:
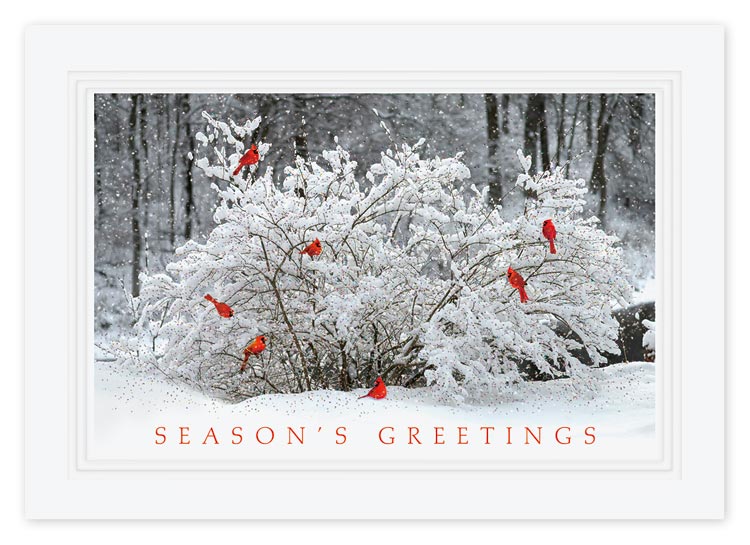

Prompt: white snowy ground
xmin=92 ymin=360 xmax=657 ymax=467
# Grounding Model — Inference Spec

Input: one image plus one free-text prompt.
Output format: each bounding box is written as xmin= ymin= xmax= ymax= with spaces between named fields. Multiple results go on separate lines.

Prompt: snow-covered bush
xmin=116 ymin=112 xmax=632 ymax=403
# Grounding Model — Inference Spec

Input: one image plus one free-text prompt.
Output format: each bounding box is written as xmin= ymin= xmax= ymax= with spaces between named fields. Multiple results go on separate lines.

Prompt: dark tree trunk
xmin=501 ymin=94 xmax=510 ymax=134
xmin=555 ymin=94 xmax=567 ymax=165
xmin=109 ymin=93 xmax=122 ymax=154
xmin=523 ymin=95 xmax=541 ymax=173
xmin=139 ymin=95 xmax=150 ymax=269
xmin=586 ymin=95 xmax=593 ymax=147
xmin=292 ymin=94 xmax=309 ymax=160
xmin=629 ymin=94 xmax=644 ymax=154
xmin=94 ymin=106 xmax=104 ymax=219
xmin=339 ymin=342 xmax=350 ymax=392
xmin=484 ymin=93 xmax=502 ymax=204
xmin=523 ymin=94 xmax=550 ymax=173
xmin=128 ymin=94 xmax=143 ymax=297
xmin=180 ymin=94 xmax=195 ymax=241
xmin=168 ymin=95 xmax=182 ymax=248
xmin=252 ymin=96 xmax=274 ymax=144
xmin=538 ymin=95 xmax=551 ymax=171
xmin=564 ymin=95 xmax=581 ymax=178
xmin=590 ymin=94 xmax=618 ymax=228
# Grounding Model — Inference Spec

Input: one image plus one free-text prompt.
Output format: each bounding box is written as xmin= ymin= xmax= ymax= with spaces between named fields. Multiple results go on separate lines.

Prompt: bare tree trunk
xmin=139 ymin=95 xmax=150 ymax=270
xmin=339 ymin=342 xmax=350 ymax=391
xmin=590 ymin=94 xmax=618 ymax=228
xmin=564 ymin=95 xmax=581 ymax=178
xmin=629 ymin=94 xmax=644 ymax=154
xmin=251 ymin=95 xmax=274 ymax=143
xmin=110 ymin=93 xmax=122 ymax=155
xmin=168 ymin=94 xmax=182 ymax=248
xmin=180 ymin=94 xmax=195 ymax=241
xmin=523 ymin=94 xmax=541 ymax=173
xmin=501 ymin=94 xmax=510 ymax=134
xmin=555 ymin=94 xmax=567 ymax=165
xmin=484 ymin=93 xmax=502 ymax=204
xmin=538 ymin=95 xmax=551 ymax=171
xmin=523 ymin=94 xmax=550 ymax=173
xmin=94 ymin=106 xmax=104 ymax=219
xmin=292 ymin=94 xmax=309 ymax=160
xmin=586 ymin=95 xmax=593 ymax=148
xmin=128 ymin=94 xmax=143 ymax=297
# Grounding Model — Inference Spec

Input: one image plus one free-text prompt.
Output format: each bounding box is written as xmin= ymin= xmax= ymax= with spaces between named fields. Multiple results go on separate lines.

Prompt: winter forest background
xmin=94 ymin=93 xmax=656 ymax=402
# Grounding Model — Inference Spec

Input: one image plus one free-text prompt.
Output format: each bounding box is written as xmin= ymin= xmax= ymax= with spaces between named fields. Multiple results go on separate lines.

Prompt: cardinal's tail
xmin=232 ymin=164 xmax=242 ymax=176
xmin=240 ymin=362 xmax=247 ymax=373
xmin=519 ymin=287 xmax=529 ymax=303
xmin=204 ymin=294 xmax=216 ymax=303
xmin=549 ymin=239 xmax=557 ymax=254
xmin=358 ymin=393 xmax=369 ymax=399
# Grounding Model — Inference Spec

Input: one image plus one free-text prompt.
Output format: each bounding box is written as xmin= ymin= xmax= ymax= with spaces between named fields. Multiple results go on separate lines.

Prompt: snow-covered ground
xmin=92 ymin=361 xmax=657 ymax=467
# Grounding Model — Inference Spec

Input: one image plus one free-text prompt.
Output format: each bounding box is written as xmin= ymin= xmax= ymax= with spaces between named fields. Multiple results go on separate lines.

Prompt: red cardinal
xmin=542 ymin=219 xmax=557 ymax=254
xmin=204 ymin=294 xmax=234 ymax=318
xmin=232 ymin=144 xmax=260 ymax=176
xmin=507 ymin=267 xmax=529 ymax=303
xmin=359 ymin=376 xmax=387 ymax=400
xmin=241 ymin=335 xmax=267 ymax=372
xmin=300 ymin=238 xmax=323 ymax=257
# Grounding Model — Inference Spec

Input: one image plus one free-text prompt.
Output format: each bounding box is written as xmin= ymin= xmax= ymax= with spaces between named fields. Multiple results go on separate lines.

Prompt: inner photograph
xmin=91 ymin=93 xmax=656 ymax=457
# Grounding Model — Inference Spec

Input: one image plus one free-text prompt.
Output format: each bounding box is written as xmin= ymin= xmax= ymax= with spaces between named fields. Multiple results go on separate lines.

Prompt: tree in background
xmin=484 ymin=93 xmax=503 ymax=204
xmin=590 ymin=94 xmax=620 ymax=229
xmin=523 ymin=94 xmax=551 ymax=174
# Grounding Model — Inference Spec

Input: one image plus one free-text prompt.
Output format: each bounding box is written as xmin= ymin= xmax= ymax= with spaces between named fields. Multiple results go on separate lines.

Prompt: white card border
xmin=25 ymin=24 xmax=723 ymax=519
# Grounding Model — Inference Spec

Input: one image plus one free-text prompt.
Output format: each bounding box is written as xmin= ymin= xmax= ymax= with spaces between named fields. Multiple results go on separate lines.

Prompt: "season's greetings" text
xmin=153 ymin=425 xmax=597 ymax=446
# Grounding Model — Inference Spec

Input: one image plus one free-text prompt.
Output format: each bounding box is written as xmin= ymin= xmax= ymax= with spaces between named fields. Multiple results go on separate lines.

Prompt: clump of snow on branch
xmin=642 ymin=319 xmax=656 ymax=351
xmin=115 ymin=113 xmax=633 ymax=404
xmin=642 ymin=318 xmax=656 ymax=361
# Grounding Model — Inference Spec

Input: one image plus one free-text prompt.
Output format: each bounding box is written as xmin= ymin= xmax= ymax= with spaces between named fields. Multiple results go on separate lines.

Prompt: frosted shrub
xmin=117 ymin=113 xmax=632 ymax=403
